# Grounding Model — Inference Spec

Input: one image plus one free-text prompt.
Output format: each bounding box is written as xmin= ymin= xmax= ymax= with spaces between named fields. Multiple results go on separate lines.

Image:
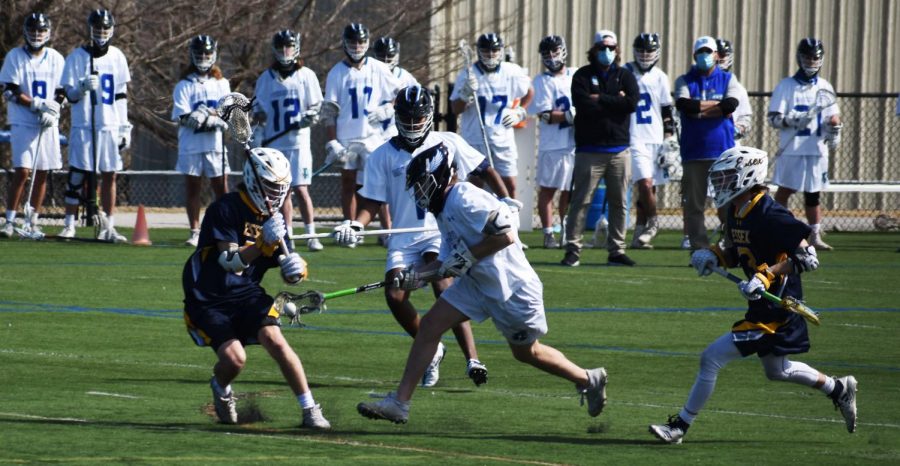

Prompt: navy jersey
xmin=182 ymin=189 xmax=291 ymax=307
xmin=726 ymin=192 xmax=812 ymax=356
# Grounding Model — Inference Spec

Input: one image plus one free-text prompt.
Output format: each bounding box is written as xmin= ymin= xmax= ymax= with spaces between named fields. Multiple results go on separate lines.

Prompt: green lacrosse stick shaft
xmin=323 ymin=281 xmax=389 ymax=300
xmin=711 ymin=266 xmax=783 ymax=306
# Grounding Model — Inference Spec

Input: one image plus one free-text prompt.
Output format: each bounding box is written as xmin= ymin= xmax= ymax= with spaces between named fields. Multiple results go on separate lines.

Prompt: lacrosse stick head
xmin=217 ymin=92 xmax=254 ymax=145
xmin=781 ymin=296 xmax=821 ymax=326
xmin=814 ymin=88 xmax=837 ymax=111
xmin=274 ymin=290 xmax=326 ymax=326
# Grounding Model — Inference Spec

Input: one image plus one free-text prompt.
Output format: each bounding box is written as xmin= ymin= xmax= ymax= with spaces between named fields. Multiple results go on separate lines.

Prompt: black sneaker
xmin=560 ymin=251 xmax=580 ymax=267
xmin=607 ymin=253 xmax=636 ymax=266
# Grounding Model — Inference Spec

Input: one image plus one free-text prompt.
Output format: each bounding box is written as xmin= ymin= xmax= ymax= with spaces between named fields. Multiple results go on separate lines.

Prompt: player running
xmin=649 ymin=146 xmax=857 ymax=444
xmin=0 ymin=12 xmax=65 ymax=240
xmin=253 ymin=29 xmax=325 ymax=252
xmin=356 ymin=143 xmax=608 ymax=424
xmin=182 ymin=147 xmax=330 ymax=429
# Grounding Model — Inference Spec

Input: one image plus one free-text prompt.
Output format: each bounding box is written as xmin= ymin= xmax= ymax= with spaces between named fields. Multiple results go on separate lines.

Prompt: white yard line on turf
xmin=86 ymin=391 xmax=140 ymax=399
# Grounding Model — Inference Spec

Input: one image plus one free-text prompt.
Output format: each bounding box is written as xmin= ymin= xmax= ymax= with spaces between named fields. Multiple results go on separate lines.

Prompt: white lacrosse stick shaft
xmin=291 ymin=226 xmax=438 ymax=240
xmin=458 ymin=40 xmax=494 ymax=168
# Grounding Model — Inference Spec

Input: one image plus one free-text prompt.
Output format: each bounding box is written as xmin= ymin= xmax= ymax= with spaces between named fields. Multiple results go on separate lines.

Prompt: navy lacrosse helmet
xmin=538 ymin=35 xmax=567 ymax=72
xmin=342 ymin=23 xmax=369 ymax=63
xmin=24 ymin=13 xmax=51 ymax=50
xmin=796 ymin=37 xmax=825 ymax=78
xmin=633 ymin=33 xmax=661 ymax=71
xmin=394 ymin=86 xmax=434 ymax=151
xmin=272 ymin=29 xmax=301 ymax=66
xmin=189 ymin=35 xmax=217 ymax=73
xmin=406 ymin=143 xmax=456 ymax=214
xmin=715 ymin=38 xmax=734 ymax=71
xmin=373 ymin=36 xmax=399 ymax=69
xmin=476 ymin=32 xmax=504 ymax=70
xmin=87 ymin=9 xmax=115 ymax=47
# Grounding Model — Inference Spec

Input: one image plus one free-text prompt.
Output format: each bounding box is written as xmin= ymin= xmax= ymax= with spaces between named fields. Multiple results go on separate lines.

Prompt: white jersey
xmin=324 ymin=58 xmax=401 ymax=144
xmin=624 ymin=63 xmax=673 ymax=145
xmin=61 ymin=46 xmax=130 ymax=129
xmin=437 ymin=182 xmax=538 ymax=302
xmin=769 ymin=75 xmax=839 ymax=157
xmin=529 ymin=68 xmax=575 ymax=152
xmin=360 ymin=131 xmax=486 ymax=245
xmin=172 ymin=73 xmax=231 ymax=155
xmin=450 ymin=62 xmax=531 ymax=148
xmin=253 ymin=66 xmax=323 ymax=152
xmin=732 ymin=73 xmax=752 ymax=132
xmin=375 ymin=66 xmax=419 ymax=140
xmin=0 ymin=46 xmax=65 ymax=127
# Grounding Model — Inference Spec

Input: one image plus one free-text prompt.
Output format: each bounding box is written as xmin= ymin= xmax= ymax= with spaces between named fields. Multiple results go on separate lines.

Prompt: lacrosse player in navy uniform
xmin=182 ymin=147 xmax=331 ymax=430
xmin=356 ymin=143 xmax=608 ymax=424
xmin=173 ymin=35 xmax=231 ymax=247
xmin=649 ymin=146 xmax=857 ymax=444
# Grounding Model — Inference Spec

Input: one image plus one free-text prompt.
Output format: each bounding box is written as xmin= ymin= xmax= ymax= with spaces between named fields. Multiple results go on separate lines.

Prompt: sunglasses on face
xmin=598 ymin=45 xmax=617 ymax=51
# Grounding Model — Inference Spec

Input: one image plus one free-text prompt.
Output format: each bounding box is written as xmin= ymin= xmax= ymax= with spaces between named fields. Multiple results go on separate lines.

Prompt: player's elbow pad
xmin=676 ymin=98 xmax=701 ymax=115
xmin=767 ymin=112 xmax=785 ymax=128
xmin=718 ymin=98 xmax=739 ymax=115
xmin=218 ymin=249 xmax=247 ymax=273
xmin=484 ymin=209 xmax=513 ymax=236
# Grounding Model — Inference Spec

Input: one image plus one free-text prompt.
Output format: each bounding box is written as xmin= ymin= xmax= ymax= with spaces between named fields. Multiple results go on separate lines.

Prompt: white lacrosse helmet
xmin=708 ymin=146 xmax=768 ymax=208
xmin=244 ymin=148 xmax=292 ymax=212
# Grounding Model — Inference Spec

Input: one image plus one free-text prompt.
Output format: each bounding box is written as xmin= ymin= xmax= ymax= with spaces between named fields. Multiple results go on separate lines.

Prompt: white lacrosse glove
xmin=118 ymin=123 xmax=132 ymax=150
xmin=738 ymin=274 xmax=767 ymax=301
xmin=784 ymin=110 xmax=813 ymax=129
xmin=78 ymin=75 xmax=100 ymax=93
xmin=395 ymin=267 xmax=423 ymax=290
xmin=333 ymin=220 xmax=363 ymax=247
xmin=325 ymin=140 xmax=347 ymax=165
xmin=500 ymin=197 xmax=523 ymax=213
xmin=825 ymin=122 xmax=842 ymax=150
xmin=459 ymin=71 xmax=478 ymax=102
xmin=278 ymin=252 xmax=307 ymax=284
xmin=367 ymin=103 xmax=394 ymax=126
xmin=31 ymin=98 xmax=60 ymax=117
xmin=39 ymin=112 xmax=59 ymax=128
xmin=662 ymin=135 xmax=679 ymax=156
xmin=501 ymin=107 xmax=527 ymax=128
xmin=185 ymin=105 xmax=210 ymax=130
xmin=791 ymin=245 xmax=819 ymax=273
xmin=298 ymin=107 xmax=320 ymax=128
xmin=564 ymin=105 xmax=576 ymax=125
xmin=439 ymin=243 xmax=477 ymax=278
xmin=262 ymin=212 xmax=287 ymax=245
xmin=204 ymin=115 xmax=229 ymax=132
xmin=690 ymin=248 xmax=718 ymax=277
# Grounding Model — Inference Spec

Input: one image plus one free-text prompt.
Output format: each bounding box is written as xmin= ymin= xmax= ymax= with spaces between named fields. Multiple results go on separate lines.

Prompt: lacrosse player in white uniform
xmin=254 ymin=30 xmax=325 ymax=252
xmin=372 ymin=36 xmax=419 ymax=141
xmin=356 ymin=143 xmax=608 ymax=424
xmin=768 ymin=38 xmax=841 ymax=251
xmin=716 ymin=39 xmax=753 ymax=141
xmin=59 ymin=9 xmax=132 ymax=242
xmin=335 ymin=85 xmax=514 ymax=387
xmin=0 ymin=13 xmax=65 ymax=239
xmin=528 ymin=35 xmax=575 ymax=249
xmin=451 ymin=32 xmax=533 ymax=200
xmin=624 ymin=33 xmax=677 ymax=250
xmin=172 ymin=35 xmax=231 ymax=248
xmin=323 ymin=23 xmax=402 ymax=225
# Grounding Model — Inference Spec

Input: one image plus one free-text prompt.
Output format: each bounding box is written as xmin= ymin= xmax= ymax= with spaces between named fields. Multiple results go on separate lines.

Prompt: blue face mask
xmin=597 ymin=49 xmax=615 ymax=66
xmin=695 ymin=52 xmax=715 ymax=71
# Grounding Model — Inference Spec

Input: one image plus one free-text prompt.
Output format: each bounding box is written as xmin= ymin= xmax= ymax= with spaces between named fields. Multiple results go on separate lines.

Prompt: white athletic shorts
xmin=440 ymin=277 xmax=548 ymax=346
xmin=276 ymin=147 xmax=313 ymax=186
xmin=176 ymin=151 xmax=229 ymax=178
xmin=536 ymin=148 xmax=575 ymax=190
xmin=10 ymin=124 xmax=62 ymax=170
xmin=630 ymin=142 xmax=667 ymax=186
xmin=67 ymin=127 xmax=122 ymax=172
xmin=340 ymin=139 xmax=376 ymax=184
xmin=773 ymin=155 xmax=830 ymax=193
xmin=384 ymin=232 xmax=441 ymax=272
xmin=471 ymin=144 xmax=518 ymax=177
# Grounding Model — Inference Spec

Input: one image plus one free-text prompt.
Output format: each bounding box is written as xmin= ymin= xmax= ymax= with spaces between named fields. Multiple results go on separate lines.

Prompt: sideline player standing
xmin=649 ymin=146 xmax=857 ymax=443
xmin=253 ymin=29 xmax=325 ymax=252
xmin=768 ymin=38 xmax=841 ymax=251
xmin=59 ymin=9 xmax=132 ymax=242
xmin=356 ymin=143 xmax=608 ymax=424
xmin=334 ymin=86 xmax=514 ymax=387
xmin=624 ymin=33 xmax=676 ymax=250
xmin=716 ymin=39 xmax=753 ymax=142
xmin=529 ymin=35 xmax=575 ymax=249
xmin=172 ymin=35 xmax=231 ymax=248
xmin=372 ymin=36 xmax=419 ymax=142
xmin=0 ymin=13 xmax=65 ymax=239
xmin=182 ymin=147 xmax=330 ymax=429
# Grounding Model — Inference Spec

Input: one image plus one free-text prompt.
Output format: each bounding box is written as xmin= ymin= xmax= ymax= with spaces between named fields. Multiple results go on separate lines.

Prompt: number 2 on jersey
xmin=636 ymin=92 xmax=652 ymax=124
xmin=270 ymin=98 xmax=301 ymax=132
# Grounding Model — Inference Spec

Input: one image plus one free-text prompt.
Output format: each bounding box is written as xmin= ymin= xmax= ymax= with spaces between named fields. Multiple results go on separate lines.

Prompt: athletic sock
xmin=211 ymin=377 xmax=232 ymax=397
xmin=107 ymin=215 xmax=115 ymax=229
xmin=297 ymin=391 xmax=316 ymax=409
xmin=5 ymin=210 xmax=15 ymax=223
xmin=810 ymin=223 xmax=821 ymax=234
xmin=542 ymin=227 xmax=553 ymax=235
xmin=818 ymin=375 xmax=836 ymax=395
xmin=64 ymin=214 xmax=75 ymax=228
xmin=828 ymin=378 xmax=844 ymax=401
xmin=305 ymin=223 xmax=316 ymax=235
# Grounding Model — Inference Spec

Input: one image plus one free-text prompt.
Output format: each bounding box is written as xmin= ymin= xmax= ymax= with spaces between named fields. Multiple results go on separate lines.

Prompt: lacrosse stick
xmin=217 ymin=92 xmax=291 ymax=257
xmin=14 ymin=127 xmax=46 ymax=240
xmin=290 ymin=225 xmax=437 ymax=241
xmin=710 ymin=265 xmax=820 ymax=325
xmin=774 ymin=89 xmax=837 ymax=157
xmin=312 ymin=140 xmax=365 ymax=177
xmin=262 ymin=102 xmax=322 ymax=147
xmin=458 ymin=40 xmax=494 ymax=168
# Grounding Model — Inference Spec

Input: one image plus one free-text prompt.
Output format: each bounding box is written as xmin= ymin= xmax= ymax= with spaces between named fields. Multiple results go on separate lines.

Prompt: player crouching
xmin=649 ymin=147 xmax=857 ymax=444
xmin=357 ymin=143 xmax=608 ymax=424
xmin=181 ymin=148 xmax=330 ymax=429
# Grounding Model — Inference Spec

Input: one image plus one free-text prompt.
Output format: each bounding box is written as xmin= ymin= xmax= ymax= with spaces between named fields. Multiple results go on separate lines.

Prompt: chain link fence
xmin=2 ymin=93 xmax=899 ymax=232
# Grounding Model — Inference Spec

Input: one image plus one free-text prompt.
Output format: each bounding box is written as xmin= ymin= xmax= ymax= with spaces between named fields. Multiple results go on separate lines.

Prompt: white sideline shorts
xmin=536 ymin=148 xmax=575 ymax=190
xmin=340 ymin=138 xmax=377 ymax=184
xmin=471 ymin=144 xmax=518 ymax=177
xmin=384 ymin=233 xmax=441 ymax=272
xmin=277 ymin=147 xmax=313 ymax=186
xmin=773 ymin=155 xmax=830 ymax=193
xmin=440 ymin=277 xmax=548 ymax=346
xmin=176 ymin=151 xmax=229 ymax=178
xmin=68 ymin=127 xmax=122 ymax=172
xmin=630 ymin=142 xmax=667 ymax=186
xmin=11 ymin=124 xmax=62 ymax=170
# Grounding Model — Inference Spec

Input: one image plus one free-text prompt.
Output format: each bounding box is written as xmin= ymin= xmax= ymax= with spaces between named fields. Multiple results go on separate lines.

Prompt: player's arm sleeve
xmin=513 ymin=66 xmax=531 ymax=99
xmin=323 ymin=68 xmax=340 ymax=105
xmin=0 ymin=56 xmax=19 ymax=87
xmin=528 ymin=76 xmax=552 ymax=114
xmin=172 ymin=81 xmax=192 ymax=120
xmin=658 ymin=74 xmax=674 ymax=106
xmin=204 ymin=203 xmax=241 ymax=245
xmin=60 ymin=56 xmax=81 ymax=102
xmin=766 ymin=210 xmax=813 ymax=255
xmin=357 ymin=153 xmax=388 ymax=203
xmin=448 ymin=70 xmax=467 ymax=101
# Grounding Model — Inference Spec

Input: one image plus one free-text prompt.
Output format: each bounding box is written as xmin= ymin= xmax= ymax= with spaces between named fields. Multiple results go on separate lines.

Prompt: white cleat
xmin=99 ymin=227 xmax=128 ymax=244
xmin=466 ymin=358 xmax=488 ymax=386
xmin=421 ymin=342 xmax=446 ymax=387
xmin=16 ymin=224 xmax=45 ymax=241
xmin=357 ymin=391 xmax=409 ymax=424
xmin=649 ymin=414 xmax=690 ymax=444
xmin=579 ymin=367 xmax=608 ymax=417
xmin=301 ymin=403 xmax=332 ymax=430
xmin=59 ymin=225 xmax=77 ymax=239
xmin=809 ymin=231 xmax=833 ymax=251
xmin=210 ymin=377 xmax=237 ymax=424
xmin=0 ymin=222 xmax=14 ymax=238
xmin=680 ymin=235 xmax=691 ymax=250
xmin=185 ymin=230 xmax=200 ymax=247
xmin=307 ymin=238 xmax=324 ymax=251
xmin=833 ymin=375 xmax=858 ymax=433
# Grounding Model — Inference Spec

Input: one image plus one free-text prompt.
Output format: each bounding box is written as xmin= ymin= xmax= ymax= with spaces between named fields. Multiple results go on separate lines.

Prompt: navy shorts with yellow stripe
xmin=184 ymin=293 xmax=280 ymax=351
xmin=731 ymin=312 xmax=810 ymax=358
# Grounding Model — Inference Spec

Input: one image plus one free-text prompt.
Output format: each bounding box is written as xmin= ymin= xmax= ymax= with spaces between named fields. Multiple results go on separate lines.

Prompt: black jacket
xmin=571 ymin=62 xmax=639 ymax=148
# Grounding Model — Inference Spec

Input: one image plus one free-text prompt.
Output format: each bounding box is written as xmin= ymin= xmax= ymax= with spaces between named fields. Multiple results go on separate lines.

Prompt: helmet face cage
xmin=342 ymin=23 xmax=369 ymax=62
xmin=395 ymin=86 xmax=434 ymax=149
xmin=190 ymin=35 xmax=217 ymax=73
xmin=716 ymin=39 xmax=734 ymax=71
xmin=708 ymin=147 xmax=768 ymax=208
xmin=244 ymin=148 xmax=292 ymax=212
xmin=272 ymin=30 xmax=300 ymax=66
xmin=632 ymin=33 xmax=660 ymax=71
xmin=374 ymin=37 xmax=399 ymax=70
xmin=477 ymin=33 xmax=504 ymax=70
xmin=88 ymin=10 xmax=115 ymax=47
xmin=406 ymin=144 xmax=455 ymax=213
xmin=24 ymin=13 xmax=51 ymax=49
xmin=797 ymin=38 xmax=825 ymax=77
xmin=539 ymin=35 xmax=567 ymax=72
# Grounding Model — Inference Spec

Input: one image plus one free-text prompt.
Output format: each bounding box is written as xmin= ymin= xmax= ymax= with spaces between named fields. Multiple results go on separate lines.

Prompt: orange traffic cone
xmin=131 ymin=204 xmax=152 ymax=246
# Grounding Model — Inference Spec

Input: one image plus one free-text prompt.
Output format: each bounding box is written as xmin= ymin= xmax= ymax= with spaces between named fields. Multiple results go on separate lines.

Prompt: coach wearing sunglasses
xmin=562 ymin=30 xmax=639 ymax=267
